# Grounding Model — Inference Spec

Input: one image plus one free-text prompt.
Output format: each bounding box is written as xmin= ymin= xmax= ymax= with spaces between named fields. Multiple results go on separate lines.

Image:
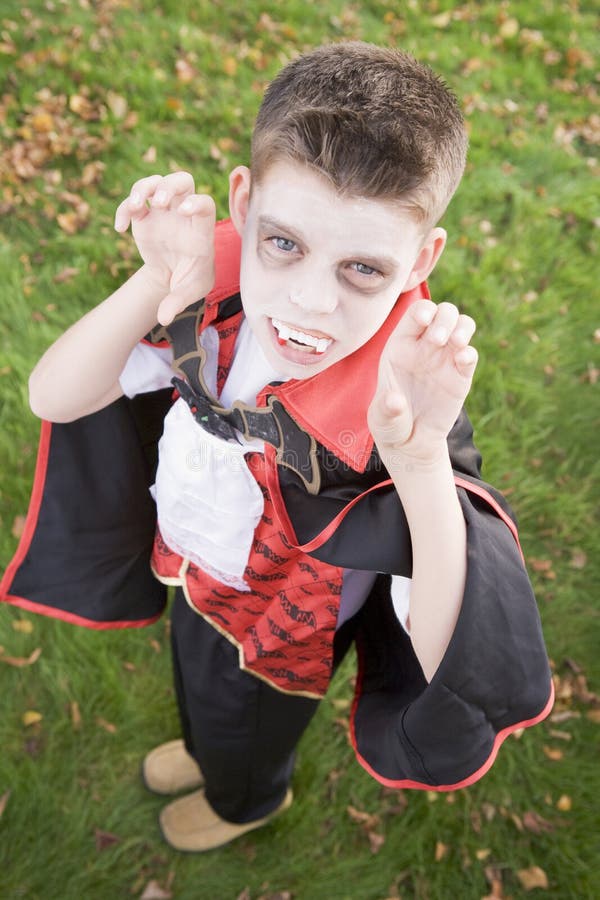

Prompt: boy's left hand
xmin=367 ymin=299 xmax=478 ymax=465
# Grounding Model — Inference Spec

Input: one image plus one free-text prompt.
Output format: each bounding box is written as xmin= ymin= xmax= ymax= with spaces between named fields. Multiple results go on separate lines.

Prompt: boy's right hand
xmin=114 ymin=172 xmax=216 ymax=326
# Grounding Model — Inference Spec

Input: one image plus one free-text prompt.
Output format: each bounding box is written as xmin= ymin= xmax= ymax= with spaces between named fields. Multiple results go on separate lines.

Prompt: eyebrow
xmin=257 ymin=214 xmax=400 ymax=271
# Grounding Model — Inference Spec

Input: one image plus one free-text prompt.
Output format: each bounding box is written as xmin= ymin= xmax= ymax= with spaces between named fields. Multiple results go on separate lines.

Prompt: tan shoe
xmin=159 ymin=787 xmax=293 ymax=852
xmin=142 ymin=739 xmax=204 ymax=795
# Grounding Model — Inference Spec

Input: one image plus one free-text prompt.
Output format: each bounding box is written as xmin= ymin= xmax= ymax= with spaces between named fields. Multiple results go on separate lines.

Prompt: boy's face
xmin=229 ymin=161 xmax=446 ymax=380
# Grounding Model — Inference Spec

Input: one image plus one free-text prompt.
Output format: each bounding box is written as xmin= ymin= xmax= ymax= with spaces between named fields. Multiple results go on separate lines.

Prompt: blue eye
xmin=274 ymin=237 xmax=296 ymax=252
xmin=353 ymin=262 xmax=377 ymax=276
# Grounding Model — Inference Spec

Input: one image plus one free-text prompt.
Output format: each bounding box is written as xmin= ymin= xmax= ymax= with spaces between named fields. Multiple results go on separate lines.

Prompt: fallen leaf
xmin=22 ymin=710 xmax=42 ymax=727
xmin=12 ymin=619 xmax=33 ymax=634
xmin=542 ymin=745 xmax=563 ymax=761
xmin=556 ymin=795 xmax=572 ymax=812
xmin=484 ymin=865 xmax=504 ymax=899
xmin=142 ymin=145 xmax=157 ymax=163
xmin=141 ymin=880 xmax=173 ymax=900
xmin=94 ymin=828 xmax=120 ymax=851
xmin=70 ymin=700 xmax=82 ymax=730
xmin=175 ymin=57 xmax=196 ymax=84
xmin=223 ymin=57 xmax=237 ymax=76
xmin=548 ymin=728 xmax=572 ymax=741
xmin=0 ymin=791 xmax=10 ymax=820
xmin=53 ymin=266 xmax=79 ymax=283
xmin=368 ymin=830 xmax=385 ymax=854
xmin=476 ymin=848 xmax=492 ymax=860
xmin=106 ymin=92 xmax=128 ymax=119
xmin=550 ymin=710 xmax=580 ymax=723
xmin=69 ymin=93 xmax=99 ymax=121
xmin=586 ymin=709 xmax=600 ymax=724
xmin=236 ymin=889 xmax=251 ymax=900
xmin=435 ymin=841 xmax=449 ymax=861
xmin=11 ymin=515 xmax=26 ymax=539
xmin=499 ymin=17 xmax=519 ymax=38
xmin=522 ymin=810 xmax=555 ymax=833
xmin=516 ymin=866 xmax=549 ymax=890
xmin=0 ymin=647 xmax=42 ymax=668
xmin=347 ymin=805 xmax=379 ymax=829
xmin=96 ymin=717 xmax=117 ymax=734
xmin=431 ymin=11 xmax=452 ymax=27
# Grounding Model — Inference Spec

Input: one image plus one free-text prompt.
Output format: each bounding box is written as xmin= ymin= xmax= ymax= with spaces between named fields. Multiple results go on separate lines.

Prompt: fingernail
xmin=180 ymin=198 xmax=193 ymax=211
xmin=154 ymin=190 xmax=167 ymax=205
xmin=130 ymin=192 xmax=141 ymax=207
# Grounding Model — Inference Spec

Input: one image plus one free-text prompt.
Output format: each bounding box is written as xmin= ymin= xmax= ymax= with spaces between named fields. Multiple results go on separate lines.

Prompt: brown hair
xmin=251 ymin=42 xmax=468 ymax=226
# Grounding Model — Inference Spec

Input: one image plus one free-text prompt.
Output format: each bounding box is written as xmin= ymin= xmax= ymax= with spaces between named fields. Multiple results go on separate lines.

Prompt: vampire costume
xmin=1 ymin=219 xmax=553 ymax=798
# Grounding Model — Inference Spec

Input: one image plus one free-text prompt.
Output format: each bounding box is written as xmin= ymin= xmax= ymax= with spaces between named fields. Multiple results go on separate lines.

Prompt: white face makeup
xmin=230 ymin=161 xmax=442 ymax=379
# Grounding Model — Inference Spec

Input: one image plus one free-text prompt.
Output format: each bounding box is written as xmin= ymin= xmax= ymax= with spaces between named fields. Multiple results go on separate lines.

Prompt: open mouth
xmin=272 ymin=318 xmax=333 ymax=355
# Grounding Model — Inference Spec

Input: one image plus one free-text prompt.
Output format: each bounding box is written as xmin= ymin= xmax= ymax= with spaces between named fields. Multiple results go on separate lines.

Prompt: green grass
xmin=1 ymin=1 xmax=599 ymax=898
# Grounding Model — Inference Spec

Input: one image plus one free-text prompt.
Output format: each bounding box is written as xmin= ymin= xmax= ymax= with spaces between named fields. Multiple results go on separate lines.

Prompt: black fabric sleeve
xmin=1 ymin=391 xmax=172 ymax=626
xmin=350 ymin=416 xmax=553 ymax=788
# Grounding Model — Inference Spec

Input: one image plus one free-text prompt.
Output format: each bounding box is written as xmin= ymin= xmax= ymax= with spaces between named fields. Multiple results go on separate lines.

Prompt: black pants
xmin=170 ymin=587 xmax=355 ymax=824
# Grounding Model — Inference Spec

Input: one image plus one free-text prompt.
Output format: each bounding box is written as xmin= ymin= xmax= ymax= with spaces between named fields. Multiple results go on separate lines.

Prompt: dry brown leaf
xmin=11 ymin=515 xmax=26 ymax=539
xmin=142 ymin=145 xmax=157 ymax=163
xmin=586 ymin=709 xmax=600 ymax=724
xmin=70 ymin=700 xmax=82 ymax=730
xmin=236 ymin=891 xmax=251 ymax=900
xmin=483 ymin=865 xmax=504 ymax=898
xmin=499 ymin=17 xmax=519 ymax=38
xmin=96 ymin=717 xmax=117 ymax=734
xmin=12 ymin=619 xmax=33 ymax=634
xmin=0 ymin=791 xmax=10 ymax=821
xmin=94 ymin=829 xmax=120 ymax=851
xmin=175 ymin=58 xmax=196 ymax=84
xmin=140 ymin=882 xmax=172 ymax=900
xmin=522 ymin=810 xmax=555 ymax=834
xmin=22 ymin=710 xmax=42 ymax=727
xmin=434 ymin=841 xmax=449 ymax=861
xmin=106 ymin=92 xmax=128 ymax=119
xmin=0 ymin=647 xmax=42 ymax=668
xmin=569 ymin=549 xmax=587 ymax=569
xmin=476 ymin=848 xmax=492 ymax=860
xmin=542 ymin=745 xmax=563 ymax=761
xmin=346 ymin=805 xmax=380 ymax=829
xmin=69 ymin=93 xmax=99 ymax=121
xmin=223 ymin=57 xmax=237 ymax=76
xmin=556 ymin=794 xmax=572 ymax=812
xmin=550 ymin=710 xmax=580 ymax=723
xmin=53 ymin=266 xmax=79 ymax=283
xmin=431 ymin=11 xmax=452 ymax=28
xmin=368 ymin=830 xmax=385 ymax=854
xmin=516 ymin=866 xmax=549 ymax=890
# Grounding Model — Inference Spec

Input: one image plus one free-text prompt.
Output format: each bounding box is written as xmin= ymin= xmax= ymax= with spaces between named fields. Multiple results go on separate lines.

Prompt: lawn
xmin=0 ymin=1 xmax=598 ymax=898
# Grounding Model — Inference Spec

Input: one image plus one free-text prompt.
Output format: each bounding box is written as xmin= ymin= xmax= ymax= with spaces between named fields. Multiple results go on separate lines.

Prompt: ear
xmin=228 ymin=165 xmax=252 ymax=234
xmin=402 ymin=227 xmax=447 ymax=291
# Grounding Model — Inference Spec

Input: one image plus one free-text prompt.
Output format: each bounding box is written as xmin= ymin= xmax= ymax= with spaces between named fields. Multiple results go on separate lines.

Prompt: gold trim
xmin=179 ymin=576 xmax=324 ymax=700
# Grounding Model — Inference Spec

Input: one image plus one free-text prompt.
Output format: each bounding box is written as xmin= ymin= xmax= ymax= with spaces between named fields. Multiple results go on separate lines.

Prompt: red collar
xmin=261 ymin=282 xmax=429 ymax=472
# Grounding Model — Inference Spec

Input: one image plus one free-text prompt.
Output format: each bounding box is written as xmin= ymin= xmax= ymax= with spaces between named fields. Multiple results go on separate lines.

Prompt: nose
xmin=288 ymin=278 xmax=338 ymax=315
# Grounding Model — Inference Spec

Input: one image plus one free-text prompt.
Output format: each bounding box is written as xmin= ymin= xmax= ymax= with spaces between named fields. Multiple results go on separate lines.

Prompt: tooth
xmin=316 ymin=338 xmax=330 ymax=353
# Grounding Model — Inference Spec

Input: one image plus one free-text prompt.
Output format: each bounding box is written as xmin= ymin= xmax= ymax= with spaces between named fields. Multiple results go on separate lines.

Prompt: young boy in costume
xmin=3 ymin=42 xmax=553 ymax=852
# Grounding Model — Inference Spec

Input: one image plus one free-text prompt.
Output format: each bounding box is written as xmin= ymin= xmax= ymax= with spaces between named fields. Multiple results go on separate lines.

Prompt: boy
xmin=2 ymin=42 xmax=553 ymax=852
